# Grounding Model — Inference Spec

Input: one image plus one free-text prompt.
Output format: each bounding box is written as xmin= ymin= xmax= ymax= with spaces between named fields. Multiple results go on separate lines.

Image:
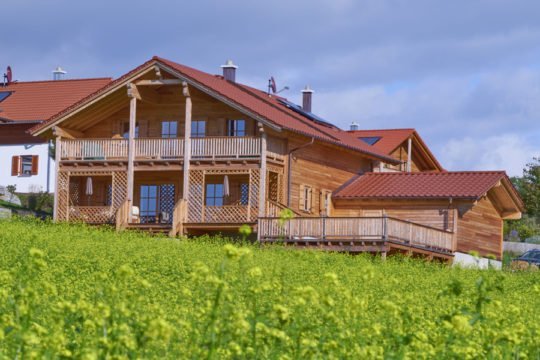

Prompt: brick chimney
xmin=302 ymin=85 xmax=313 ymax=112
xmin=221 ymin=60 xmax=238 ymax=82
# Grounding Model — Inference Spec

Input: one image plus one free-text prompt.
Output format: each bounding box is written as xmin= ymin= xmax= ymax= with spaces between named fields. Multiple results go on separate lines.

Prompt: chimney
xmin=52 ymin=66 xmax=67 ymax=81
xmin=221 ymin=60 xmax=238 ymax=82
xmin=302 ymin=85 xmax=313 ymax=113
xmin=350 ymin=122 xmax=359 ymax=131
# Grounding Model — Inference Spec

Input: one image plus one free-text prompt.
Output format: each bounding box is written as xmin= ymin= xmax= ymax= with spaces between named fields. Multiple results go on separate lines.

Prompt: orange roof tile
xmin=0 ymin=78 xmax=112 ymax=122
xmin=349 ymin=129 xmax=415 ymax=154
xmin=333 ymin=171 xmax=522 ymax=205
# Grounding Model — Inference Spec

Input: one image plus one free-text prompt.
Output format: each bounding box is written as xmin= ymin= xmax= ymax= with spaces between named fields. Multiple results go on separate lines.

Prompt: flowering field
xmin=0 ymin=218 xmax=539 ymax=359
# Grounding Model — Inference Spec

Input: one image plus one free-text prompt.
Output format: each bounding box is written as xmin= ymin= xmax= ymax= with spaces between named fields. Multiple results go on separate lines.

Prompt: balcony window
xmin=205 ymin=183 xmax=224 ymax=206
xmin=227 ymin=119 xmax=246 ymax=137
xmin=192 ymin=120 xmax=206 ymax=138
xmin=161 ymin=121 xmax=178 ymax=138
xmin=122 ymin=122 xmax=139 ymax=139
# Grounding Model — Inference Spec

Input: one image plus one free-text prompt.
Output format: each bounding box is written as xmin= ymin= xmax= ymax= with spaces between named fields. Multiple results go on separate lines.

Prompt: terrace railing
xmin=135 ymin=138 xmax=184 ymax=159
xmin=258 ymin=216 xmax=455 ymax=253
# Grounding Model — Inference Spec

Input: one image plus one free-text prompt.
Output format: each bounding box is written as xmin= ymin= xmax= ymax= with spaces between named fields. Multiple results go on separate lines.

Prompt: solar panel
xmin=0 ymin=91 xmax=12 ymax=102
xmin=358 ymin=136 xmax=381 ymax=145
xmin=277 ymin=98 xmax=337 ymax=128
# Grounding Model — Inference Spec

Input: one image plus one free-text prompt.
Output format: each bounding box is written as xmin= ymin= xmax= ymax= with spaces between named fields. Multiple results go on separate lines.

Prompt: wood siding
xmin=288 ymin=135 xmax=371 ymax=215
xmin=456 ymin=197 xmax=503 ymax=259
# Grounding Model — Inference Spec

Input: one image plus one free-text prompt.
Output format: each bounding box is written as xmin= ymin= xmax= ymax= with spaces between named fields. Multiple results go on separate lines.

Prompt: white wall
xmin=0 ymin=143 xmax=55 ymax=193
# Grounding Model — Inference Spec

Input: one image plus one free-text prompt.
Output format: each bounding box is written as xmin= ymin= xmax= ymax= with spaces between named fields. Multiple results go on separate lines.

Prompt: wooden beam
xmin=182 ymin=81 xmax=192 ymax=200
xmin=53 ymin=136 xmax=61 ymax=221
xmin=407 ymin=137 xmax=412 ymax=172
xmin=52 ymin=126 xmax=84 ymax=139
xmin=127 ymin=84 xmax=137 ymax=222
xmin=258 ymin=123 xmax=267 ymax=217
xmin=135 ymin=79 xmax=183 ymax=86
xmin=127 ymin=83 xmax=141 ymax=101
xmin=154 ymin=65 xmax=163 ymax=79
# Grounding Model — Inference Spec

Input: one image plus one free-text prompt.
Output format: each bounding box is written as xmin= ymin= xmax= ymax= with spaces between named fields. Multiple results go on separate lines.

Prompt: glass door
xmin=140 ymin=185 xmax=158 ymax=223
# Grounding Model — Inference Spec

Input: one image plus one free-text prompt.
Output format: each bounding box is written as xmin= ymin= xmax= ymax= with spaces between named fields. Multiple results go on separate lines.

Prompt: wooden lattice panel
xmin=112 ymin=171 xmax=127 ymax=210
xmin=204 ymin=205 xmax=249 ymax=223
xmin=188 ymin=170 xmax=204 ymax=222
xmin=69 ymin=206 xmax=114 ymax=224
xmin=56 ymin=171 xmax=70 ymax=221
xmin=267 ymin=165 xmax=285 ymax=204
xmin=69 ymin=181 xmax=80 ymax=206
xmin=249 ymin=169 xmax=260 ymax=221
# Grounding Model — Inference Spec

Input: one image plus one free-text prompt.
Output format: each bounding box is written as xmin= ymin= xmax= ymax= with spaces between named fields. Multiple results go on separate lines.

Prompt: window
xmin=358 ymin=136 xmax=381 ymax=145
xmin=191 ymin=120 xmax=206 ymax=138
xmin=140 ymin=185 xmax=158 ymax=223
xmin=240 ymin=183 xmax=249 ymax=205
xmin=319 ymin=189 xmax=332 ymax=216
xmin=11 ymin=155 xmax=38 ymax=176
xmin=299 ymin=184 xmax=313 ymax=213
xmin=227 ymin=119 xmax=246 ymax=137
xmin=161 ymin=121 xmax=178 ymax=138
xmin=206 ymin=183 xmax=224 ymax=206
xmin=122 ymin=122 xmax=139 ymax=139
xmin=0 ymin=91 xmax=12 ymax=102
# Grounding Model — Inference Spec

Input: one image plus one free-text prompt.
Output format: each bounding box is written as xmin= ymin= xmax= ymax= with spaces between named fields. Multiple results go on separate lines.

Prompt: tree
xmin=519 ymin=157 xmax=540 ymax=216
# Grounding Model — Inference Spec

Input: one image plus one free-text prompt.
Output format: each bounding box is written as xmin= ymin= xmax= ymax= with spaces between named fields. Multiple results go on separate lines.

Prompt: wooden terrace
xmin=257 ymin=216 xmax=455 ymax=260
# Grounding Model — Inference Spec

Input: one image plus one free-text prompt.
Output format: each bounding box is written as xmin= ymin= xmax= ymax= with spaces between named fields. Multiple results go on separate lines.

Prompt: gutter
xmin=287 ymin=137 xmax=315 ymax=207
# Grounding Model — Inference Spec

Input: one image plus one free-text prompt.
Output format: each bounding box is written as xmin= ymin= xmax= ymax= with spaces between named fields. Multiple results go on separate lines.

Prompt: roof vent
xmin=52 ymin=66 xmax=67 ymax=81
xmin=301 ymin=85 xmax=314 ymax=113
xmin=350 ymin=122 xmax=359 ymax=131
xmin=221 ymin=60 xmax=237 ymax=82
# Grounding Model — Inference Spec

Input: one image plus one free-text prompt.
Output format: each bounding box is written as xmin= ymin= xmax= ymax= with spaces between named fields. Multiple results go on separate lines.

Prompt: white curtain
xmin=223 ymin=175 xmax=230 ymax=197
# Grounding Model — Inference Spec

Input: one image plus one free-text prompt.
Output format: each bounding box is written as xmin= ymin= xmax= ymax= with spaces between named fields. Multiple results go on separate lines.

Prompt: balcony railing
xmin=191 ymin=136 xmax=261 ymax=159
xmin=59 ymin=137 xmax=263 ymax=161
xmin=257 ymin=216 xmax=455 ymax=253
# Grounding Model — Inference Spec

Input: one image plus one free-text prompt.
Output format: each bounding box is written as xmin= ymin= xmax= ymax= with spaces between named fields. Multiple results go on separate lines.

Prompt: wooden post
xmin=53 ymin=134 xmax=61 ymax=221
xmin=258 ymin=123 xmax=267 ymax=218
xmin=452 ymin=207 xmax=458 ymax=252
xmin=407 ymin=137 xmax=412 ymax=172
xmin=182 ymin=82 xmax=192 ymax=200
xmin=127 ymin=84 xmax=137 ymax=222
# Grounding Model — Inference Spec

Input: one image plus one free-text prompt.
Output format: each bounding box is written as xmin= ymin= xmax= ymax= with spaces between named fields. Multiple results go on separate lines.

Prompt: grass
xmin=0 ymin=217 xmax=539 ymax=358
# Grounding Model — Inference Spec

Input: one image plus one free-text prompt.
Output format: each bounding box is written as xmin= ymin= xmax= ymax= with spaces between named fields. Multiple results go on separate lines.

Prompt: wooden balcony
xmin=59 ymin=137 xmax=267 ymax=162
xmin=191 ymin=136 xmax=261 ymax=159
xmin=257 ymin=216 xmax=455 ymax=256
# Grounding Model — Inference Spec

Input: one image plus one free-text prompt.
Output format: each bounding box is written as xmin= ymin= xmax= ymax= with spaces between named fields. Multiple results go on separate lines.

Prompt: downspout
xmin=287 ymin=137 xmax=315 ymax=207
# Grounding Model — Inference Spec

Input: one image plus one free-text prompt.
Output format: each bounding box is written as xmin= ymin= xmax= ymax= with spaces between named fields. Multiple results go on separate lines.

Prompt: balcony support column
xmin=52 ymin=132 xmax=61 ymax=221
xmin=182 ymin=82 xmax=192 ymax=200
xmin=258 ymin=123 xmax=267 ymax=218
xmin=126 ymin=84 xmax=138 ymax=222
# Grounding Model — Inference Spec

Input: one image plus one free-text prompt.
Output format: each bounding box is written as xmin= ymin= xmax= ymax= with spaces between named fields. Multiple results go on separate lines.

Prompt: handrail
xmin=170 ymin=198 xmax=187 ymax=237
xmin=191 ymin=137 xmax=261 ymax=158
xmin=258 ymin=216 xmax=454 ymax=252
xmin=115 ymin=200 xmax=130 ymax=231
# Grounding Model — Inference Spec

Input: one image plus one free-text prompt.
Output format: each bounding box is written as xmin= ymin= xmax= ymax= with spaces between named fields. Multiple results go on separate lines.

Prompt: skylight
xmin=0 ymin=91 xmax=12 ymax=102
xmin=358 ymin=136 xmax=381 ymax=145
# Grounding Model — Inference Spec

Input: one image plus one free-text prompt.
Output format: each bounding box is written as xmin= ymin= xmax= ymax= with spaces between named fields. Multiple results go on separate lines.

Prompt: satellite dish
xmin=6 ymin=66 xmax=12 ymax=84
xmin=270 ymin=76 xmax=277 ymax=93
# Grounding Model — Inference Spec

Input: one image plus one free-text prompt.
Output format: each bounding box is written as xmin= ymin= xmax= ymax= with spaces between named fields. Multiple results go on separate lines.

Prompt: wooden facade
xmin=31 ymin=57 xmax=523 ymax=262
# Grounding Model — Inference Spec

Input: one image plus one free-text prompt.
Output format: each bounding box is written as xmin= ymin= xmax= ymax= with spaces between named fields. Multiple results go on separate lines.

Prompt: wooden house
xmin=29 ymin=57 xmax=523 ymax=261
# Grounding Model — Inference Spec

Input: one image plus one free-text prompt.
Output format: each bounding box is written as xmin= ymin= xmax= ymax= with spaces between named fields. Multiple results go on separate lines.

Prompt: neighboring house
xmin=29 ymin=56 xmax=523 ymax=261
xmin=0 ymin=77 xmax=111 ymax=193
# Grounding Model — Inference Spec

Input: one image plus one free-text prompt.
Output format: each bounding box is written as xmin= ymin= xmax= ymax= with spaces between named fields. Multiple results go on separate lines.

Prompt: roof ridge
xmin=4 ymin=77 xmax=112 ymax=85
xmin=349 ymin=128 xmax=416 ymax=132
xmin=363 ymin=170 xmax=507 ymax=175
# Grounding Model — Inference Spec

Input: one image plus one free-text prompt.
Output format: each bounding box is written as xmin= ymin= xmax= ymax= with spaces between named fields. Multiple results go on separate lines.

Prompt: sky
xmin=2 ymin=0 xmax=540 ymax=176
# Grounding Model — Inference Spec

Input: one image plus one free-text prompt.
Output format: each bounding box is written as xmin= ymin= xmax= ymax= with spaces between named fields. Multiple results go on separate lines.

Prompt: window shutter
xmin=139 ymin=119 xmax=148 ymax=137
xmin=11 ymin=156 xmax=20 ymax=176
xmin=31 ymin=155 xmax=39 ymax=175
xmin=319 ymin=191 xmax=326 ymax=214
xmin=307 ymin=187 xmax=313 ymax=213
xmin=299 ymin=184 xmax=305 ymax=211
xmin=112 ymin=119 xmax=122 ymax=136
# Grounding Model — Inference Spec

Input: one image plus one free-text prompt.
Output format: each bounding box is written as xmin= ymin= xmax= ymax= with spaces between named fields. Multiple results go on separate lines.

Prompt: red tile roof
xmin=349 ymin=128 xmax=444 ymax=171
xmin=155 ymin=57 xmax=398 ymax=163
xmin=30 ymin=56 xmax=398 ymax=163
xmin=0 ymin=78 xmax=112 ymax=122
xmin=349 ymin=129 xmax=415 ymax=154
xmin=333 ymin=171 xmax=518 ymax=200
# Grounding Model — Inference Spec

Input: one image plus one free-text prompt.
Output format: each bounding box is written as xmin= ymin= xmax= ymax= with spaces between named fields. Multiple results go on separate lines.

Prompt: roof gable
xmin=31 ymin=56 xmax=398 ymax=164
